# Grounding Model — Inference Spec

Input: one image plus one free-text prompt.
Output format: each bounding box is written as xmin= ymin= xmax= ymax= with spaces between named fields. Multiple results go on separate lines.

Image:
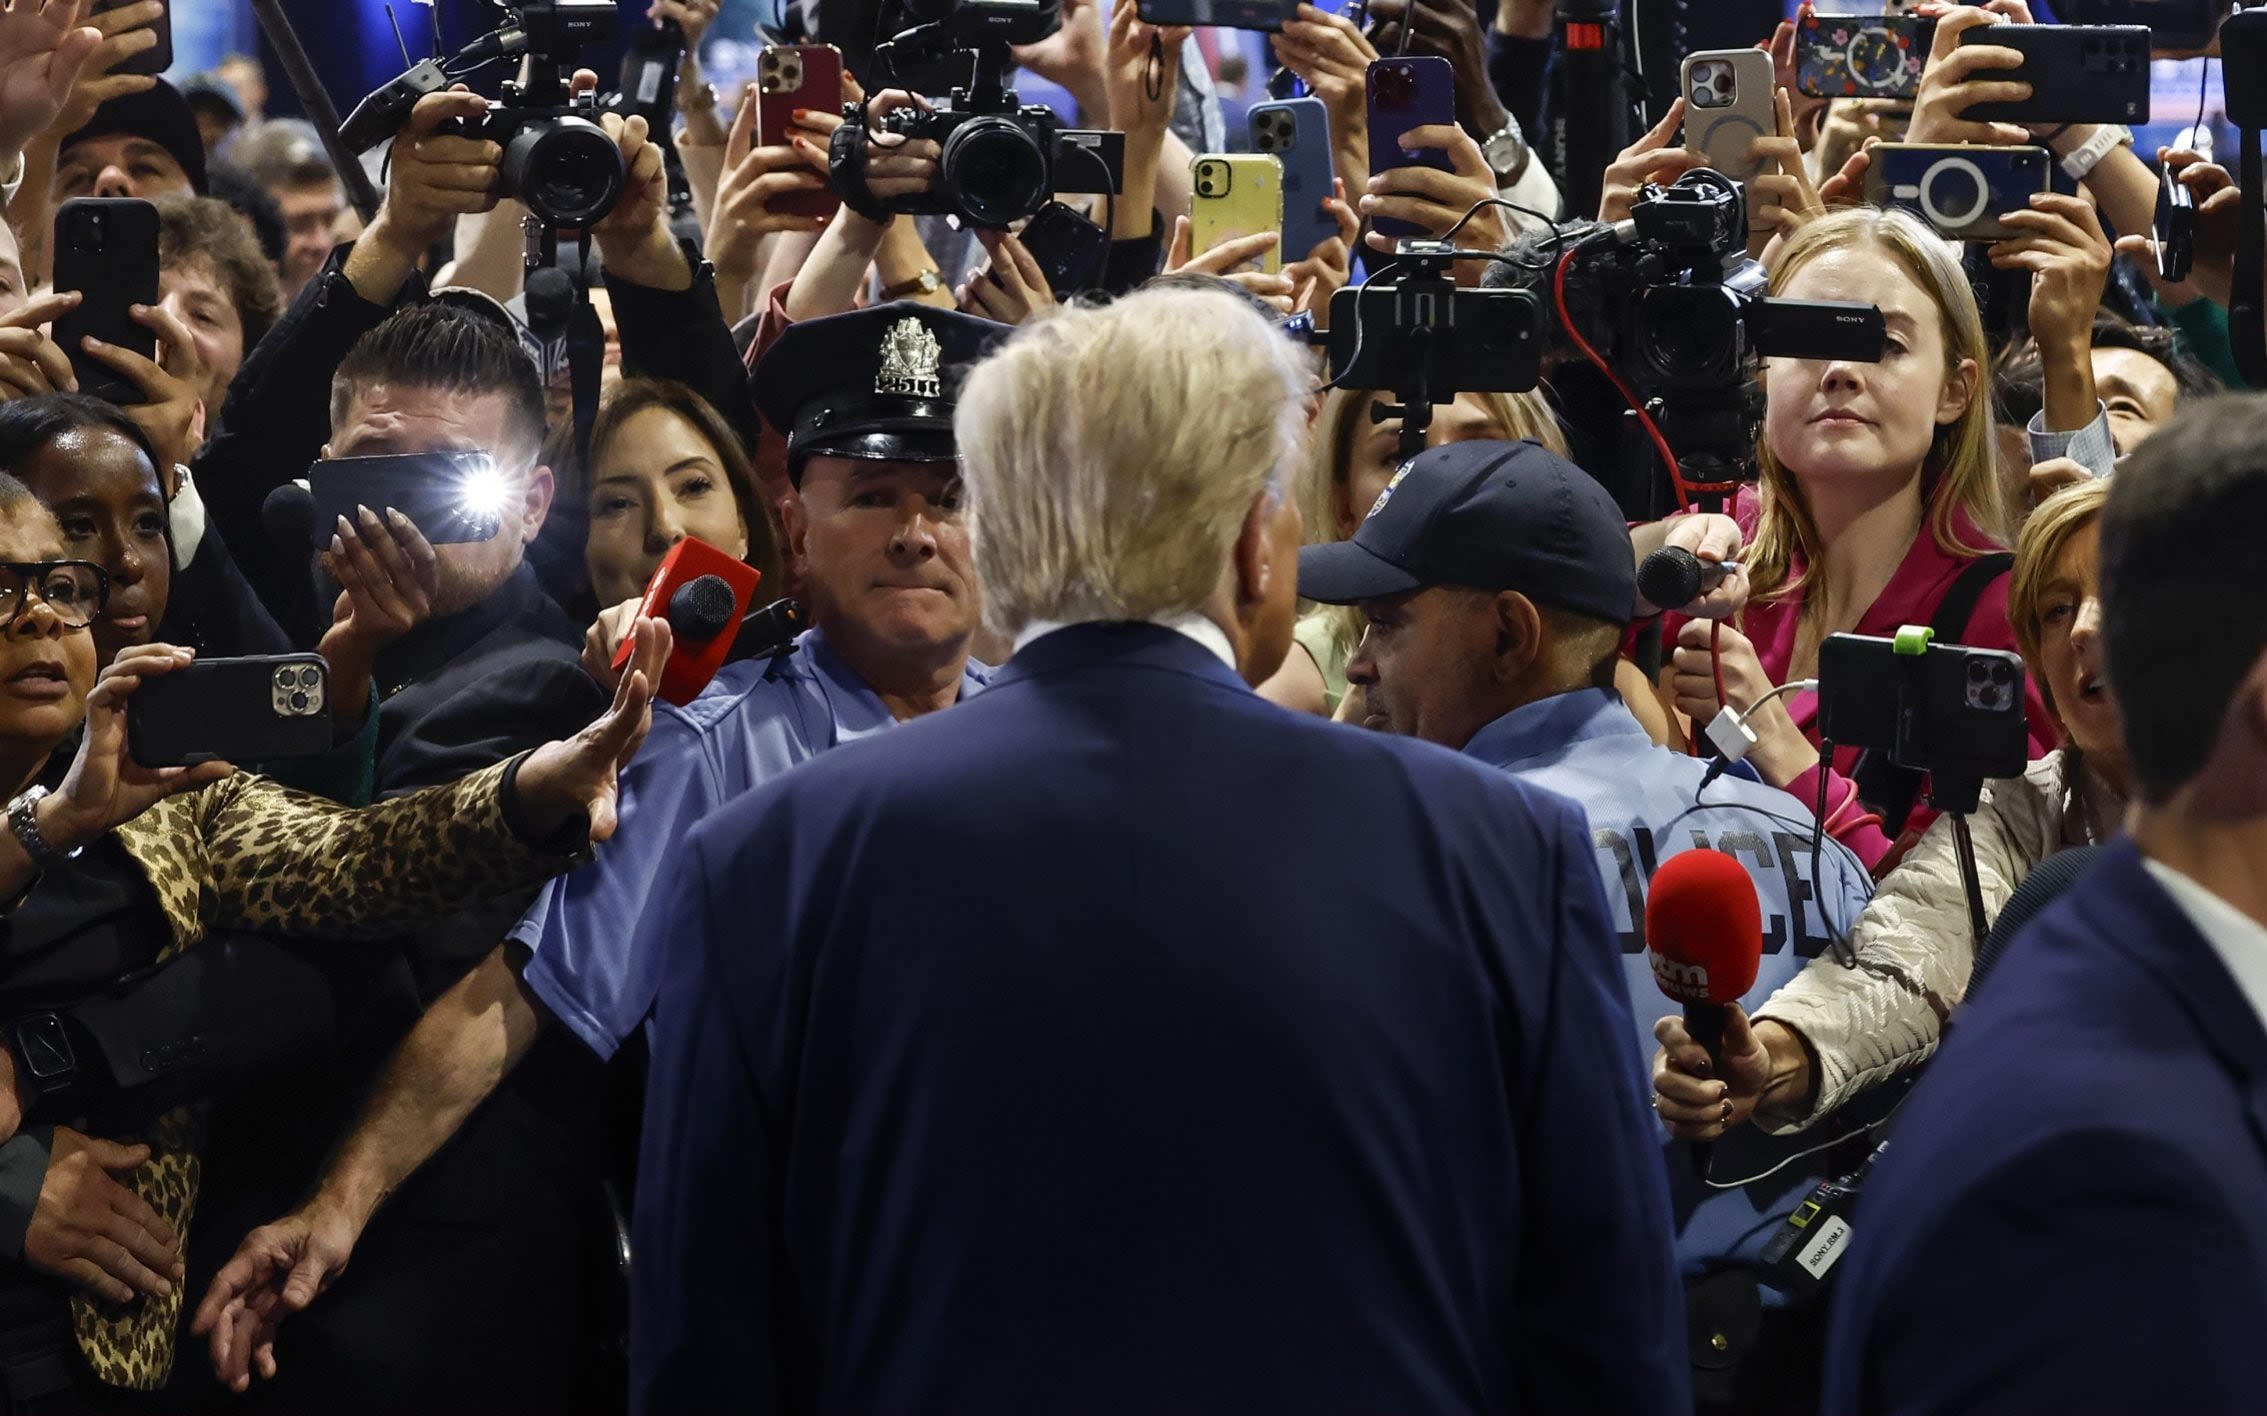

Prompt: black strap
xmin=1848 ymin=551 xmax=2017 ymax=839
xmin=567 ymin=234 xmax=604 ymax=477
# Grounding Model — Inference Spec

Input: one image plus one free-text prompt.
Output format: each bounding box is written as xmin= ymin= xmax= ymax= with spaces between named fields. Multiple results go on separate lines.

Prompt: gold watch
xmin=879 ymin=269 xmax=943 ymax=300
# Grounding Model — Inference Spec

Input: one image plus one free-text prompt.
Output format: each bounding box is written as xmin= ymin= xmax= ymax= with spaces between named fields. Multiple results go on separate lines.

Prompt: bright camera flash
xmin=457 ymin=460 xmax=510 ymax=517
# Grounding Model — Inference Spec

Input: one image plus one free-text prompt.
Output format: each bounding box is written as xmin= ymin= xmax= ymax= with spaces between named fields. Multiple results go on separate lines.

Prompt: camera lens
xmin=289 ymin=690 xmax=309 ymax=713
xmin=299 ymin=667 xmax=320 ymax=688
xmin=501 ymin=114 xmax=628 ymax=228
xmin=942 ymin=116 xmax=1051 ymax=229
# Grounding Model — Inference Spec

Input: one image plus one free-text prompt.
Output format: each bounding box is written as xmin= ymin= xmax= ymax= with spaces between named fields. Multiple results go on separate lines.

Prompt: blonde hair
xmin=1748 ymin=207 xmax=2011 ymax=621
xmin=2009 ymin=478 xmax=2108 ymax=686
xmin=956 ymin=289 xmax=1313 ymax=636
xmin=1300 ymin=387 xmax=1566 ymax=546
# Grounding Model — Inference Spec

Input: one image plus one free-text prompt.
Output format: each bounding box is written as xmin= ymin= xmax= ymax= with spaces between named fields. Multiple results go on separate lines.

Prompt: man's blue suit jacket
xmin=629 ymin=623 xmax=1687 ymax=1415
xmin=1823 ymin=838 xmax=2267 ymax=1413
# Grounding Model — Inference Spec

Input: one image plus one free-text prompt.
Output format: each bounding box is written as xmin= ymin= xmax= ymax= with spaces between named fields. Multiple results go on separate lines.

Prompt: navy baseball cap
xmin=1298 ymin=439 xmax=1637 ymax=625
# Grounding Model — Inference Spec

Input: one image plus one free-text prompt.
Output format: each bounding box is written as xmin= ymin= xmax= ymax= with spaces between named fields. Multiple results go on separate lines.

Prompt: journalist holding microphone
xmin=1300 ymin=437 xmax=1873 ymax=1412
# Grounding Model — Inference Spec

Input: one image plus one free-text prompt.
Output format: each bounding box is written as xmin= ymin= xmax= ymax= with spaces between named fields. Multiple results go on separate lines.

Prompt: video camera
xmin=341 ymin=0 xmax=626 ymax=230
xmin=1329 ymin=170 xmax=1886 ymax=486
xmin=827 ymin=0 xmax=1124 ymax=228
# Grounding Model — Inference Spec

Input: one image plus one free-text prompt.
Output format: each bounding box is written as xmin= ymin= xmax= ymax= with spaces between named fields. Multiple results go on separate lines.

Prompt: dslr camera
xmin=828 ymin=0 xmax=1122 ymax=228
xmin=341 ymin=0 xmax=626 ymax=229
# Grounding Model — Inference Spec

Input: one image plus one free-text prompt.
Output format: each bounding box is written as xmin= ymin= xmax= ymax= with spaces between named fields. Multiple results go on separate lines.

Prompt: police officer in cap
xmin=196 ymin=303 xmax=1011 ymax=1371
xmin=1299 ymin=438 xmax=1875 ymax=1414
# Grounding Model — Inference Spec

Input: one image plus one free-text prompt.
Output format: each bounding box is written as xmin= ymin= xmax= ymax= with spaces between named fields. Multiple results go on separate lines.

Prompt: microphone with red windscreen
xmin=1646 ymin=849 xmax=1763 ymax=1175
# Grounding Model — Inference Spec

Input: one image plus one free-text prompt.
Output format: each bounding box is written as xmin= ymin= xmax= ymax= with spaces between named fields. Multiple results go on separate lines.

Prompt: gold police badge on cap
xmin=875 ymin=316 xmax=944 ymax=399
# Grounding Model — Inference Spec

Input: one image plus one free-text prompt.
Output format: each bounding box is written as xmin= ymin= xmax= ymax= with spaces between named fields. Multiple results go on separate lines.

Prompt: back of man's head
xmin=954 ymin=288 xmax=1311 ymax=636
xmin=331 ymin=301 xmax=548 ymax=462
xmin=230 ymin=117 xmax=335 ymax=190
xmin=2102 ymin=392 xmax=2267 ymax=804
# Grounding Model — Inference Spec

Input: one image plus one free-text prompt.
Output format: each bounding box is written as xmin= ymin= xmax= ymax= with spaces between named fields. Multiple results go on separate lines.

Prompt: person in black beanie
xmin=55 ymin=77 xmax=207 ymax=204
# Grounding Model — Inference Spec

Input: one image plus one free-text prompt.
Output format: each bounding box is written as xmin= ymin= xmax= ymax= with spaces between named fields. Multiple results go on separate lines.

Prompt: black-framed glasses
xmin=0 ymin=561 xmax=108 ymax=630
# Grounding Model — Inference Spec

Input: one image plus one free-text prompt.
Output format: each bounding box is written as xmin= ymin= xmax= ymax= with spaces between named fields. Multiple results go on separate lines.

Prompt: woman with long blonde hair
xmin=1637 ymin=207 xmax=2056 ymax=870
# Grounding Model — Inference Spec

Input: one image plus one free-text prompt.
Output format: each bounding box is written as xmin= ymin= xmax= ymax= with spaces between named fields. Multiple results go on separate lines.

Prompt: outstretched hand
xmin=192 ymin=1199 xmax=359 ymax=1393
xmin=514 ymin=616 xmax=672 ymax=844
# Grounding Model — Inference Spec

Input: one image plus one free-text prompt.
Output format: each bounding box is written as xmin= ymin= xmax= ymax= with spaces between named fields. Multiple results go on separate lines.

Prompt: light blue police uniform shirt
xmin=1462 ymin=688 xmax=1875 ymax=1285
xmin=512 ymin=627 xmax=991 ymax=1060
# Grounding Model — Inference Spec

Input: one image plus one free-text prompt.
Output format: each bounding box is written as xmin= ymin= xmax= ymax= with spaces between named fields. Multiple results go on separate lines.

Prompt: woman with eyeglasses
xmin=0 ymin=469 xmax=664 ymax=1408
xmin=0 ymin=395 xmax=438 ymax=802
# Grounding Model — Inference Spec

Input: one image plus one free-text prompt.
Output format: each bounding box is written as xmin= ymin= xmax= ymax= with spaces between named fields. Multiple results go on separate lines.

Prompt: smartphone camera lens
xmin=274 ymin=667 xmax=293 ymax=688
xmin=298 ymin=667 xmax=320 ymax=688
xmin=289 ymin=690 xmax=309 ymax=713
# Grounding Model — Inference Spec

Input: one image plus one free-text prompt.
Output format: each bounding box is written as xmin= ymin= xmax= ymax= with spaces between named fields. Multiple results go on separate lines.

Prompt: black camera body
xmin=447 ymin=95 xmax=624 ymax=229
xmin=829 ymin=0 xmax=1122 ymax=228
xmin=873 ymin=99 xmax=1071 ymax=228
xmin=342 ymin=0 xmax=626 ymax=229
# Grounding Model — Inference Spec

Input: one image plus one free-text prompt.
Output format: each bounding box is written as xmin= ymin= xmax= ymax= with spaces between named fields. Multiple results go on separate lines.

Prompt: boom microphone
xmin=1637 ymin=546 xmax=1739 ymax=612
xmin=1647 ymin=848 xmax=1763 ymax=1177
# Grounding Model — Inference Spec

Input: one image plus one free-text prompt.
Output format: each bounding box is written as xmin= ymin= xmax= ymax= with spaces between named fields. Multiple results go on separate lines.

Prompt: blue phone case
xmin=1249 ymin=97 xmax=1336 ymax=265
xmin=1365 ymin=56 xmax=1455 ymax=239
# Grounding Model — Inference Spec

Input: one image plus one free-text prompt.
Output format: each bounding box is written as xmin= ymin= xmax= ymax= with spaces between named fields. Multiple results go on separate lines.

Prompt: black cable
xmin=2194 ymin=53 xmax=2212 ymax=144
xmin=1145 ymin=31 xmax=1164 ymax=104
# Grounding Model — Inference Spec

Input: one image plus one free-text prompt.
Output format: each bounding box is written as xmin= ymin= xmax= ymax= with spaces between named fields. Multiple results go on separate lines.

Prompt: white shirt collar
xmin=2143 ymin=858 xmax=2267 ymax=1031
xmin=1013 ymin=614 xmax=1239 ymax=672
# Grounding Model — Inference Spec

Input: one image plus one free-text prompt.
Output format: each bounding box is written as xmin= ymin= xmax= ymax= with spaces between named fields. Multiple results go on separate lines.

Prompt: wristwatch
xmin=879 ymin=269 xmax=944 ymax=301
xmin=5 ymin=786 xmax=67 ymax=871
xmin=2060 ymin=123 xmax=2133 ymax=182
xmin=1478 ymin=116 xmax=1533 ymax=188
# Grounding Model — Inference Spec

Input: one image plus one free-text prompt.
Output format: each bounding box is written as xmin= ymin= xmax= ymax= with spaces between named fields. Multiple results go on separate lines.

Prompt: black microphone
xmin=1638 ymin=546 xmax=1738 ymax=610
xmin=667 ymin=574 xmax=738 ymax=644
xmin=262 ymin=482 xmax=319 ymax=552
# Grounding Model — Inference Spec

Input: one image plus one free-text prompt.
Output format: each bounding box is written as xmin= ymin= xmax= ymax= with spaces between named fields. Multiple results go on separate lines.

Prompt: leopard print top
xmin=67 ymin=758 xmax=582 ymax=1390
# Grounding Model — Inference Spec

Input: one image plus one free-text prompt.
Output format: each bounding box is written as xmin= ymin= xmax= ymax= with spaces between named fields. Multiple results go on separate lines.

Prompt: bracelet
xmin=2060 ymin=124 xmax=2132 ymax=183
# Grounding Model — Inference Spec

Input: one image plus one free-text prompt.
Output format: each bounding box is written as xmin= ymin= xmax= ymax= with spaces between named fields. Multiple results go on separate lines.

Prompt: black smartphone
xmin=1796 ymin=13 xmax=1934 ymax=100
xmin=1326 ymin=286 xmax=1543 ymax=398
xmin=1816 ymin=632 xmax=2031 ymax=787
xmin=2156 ymin=165 xmax=2196 ymax=281
xmin=1135 ymin=0 xmax=1295 ymax=31
xmin=91 ymin=0 xmax=171 ymax=77
xmin=1957 ymin=24 xmax=2151 ymax=124
xmin=2051 ymin=0 xmax=2227 ymax=50
xmin=52 ymin=198 xmax=159 ymax=406
xmin=128 ymin=654 xmax=332 ymax=769
xmin=306 ymin=452 xmax=510 ymax=548
xmin=1018 ymin=202 xmax=1110 ymax=294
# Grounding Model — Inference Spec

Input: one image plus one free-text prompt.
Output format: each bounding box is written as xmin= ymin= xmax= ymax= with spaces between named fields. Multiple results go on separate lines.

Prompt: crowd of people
xmin=0 ymin=0 xmax=2242 ymax=1409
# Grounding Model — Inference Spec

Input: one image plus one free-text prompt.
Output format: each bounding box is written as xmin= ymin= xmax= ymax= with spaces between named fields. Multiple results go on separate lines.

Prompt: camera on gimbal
xmin=827 ymin=0 xmax=1123 ymax=228
xmin=340 ymin=0 xmax=626 ymax=229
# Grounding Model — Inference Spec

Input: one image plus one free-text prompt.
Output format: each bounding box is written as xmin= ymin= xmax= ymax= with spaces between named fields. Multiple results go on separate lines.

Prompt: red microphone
xmin=612 ymin=537 xmax=762 ymax=705
xmin=1647 ymin=849 xmax=1763 ymax=1174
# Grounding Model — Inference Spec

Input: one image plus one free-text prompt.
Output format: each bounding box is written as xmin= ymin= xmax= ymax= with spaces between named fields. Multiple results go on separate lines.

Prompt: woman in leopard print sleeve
xmin=0 ymin=478 xmax=669 ymax=1403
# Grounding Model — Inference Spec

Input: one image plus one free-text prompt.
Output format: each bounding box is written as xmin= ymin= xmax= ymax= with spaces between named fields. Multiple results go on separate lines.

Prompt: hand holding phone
xmin=1189 ymin=154 xmax=1285 ymax=274
xmin=307 ymin=452 xmax=512 ymax=549
xmin=1680 ymin=48 xmax=1776 ymax=187
xmin=1795 ymin=12 xmax=1933 ymax=100
xmin=90 ymin=0 xmax=171 ymax=78
xmin=1364 ymin=56 xmax=1454 ymax=238
xmin=1863 ymin=143 xmax=2050 ymax=241
xmin=52 ymin=199 xmax=158 ymax=405
xmin=755 ymin=44 xmax=843 ymax=222
xmin=2155 ymin=164 xmax=2196 ymax=282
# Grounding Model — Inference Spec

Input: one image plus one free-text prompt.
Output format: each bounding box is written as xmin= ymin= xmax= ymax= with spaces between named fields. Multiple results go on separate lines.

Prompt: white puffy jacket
xmin=1753 ymin=749 xmax=2118 ymax=1132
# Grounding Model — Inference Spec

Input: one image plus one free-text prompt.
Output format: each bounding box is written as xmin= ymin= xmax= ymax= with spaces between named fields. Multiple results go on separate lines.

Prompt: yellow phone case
xmin=1188 ymin=154 xmax=1286 ymax=276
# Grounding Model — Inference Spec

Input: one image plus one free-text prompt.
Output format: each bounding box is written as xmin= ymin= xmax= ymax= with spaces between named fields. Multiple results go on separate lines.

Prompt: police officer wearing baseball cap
xmin=1301 ymin=438 xmax=1874 ymax=1415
